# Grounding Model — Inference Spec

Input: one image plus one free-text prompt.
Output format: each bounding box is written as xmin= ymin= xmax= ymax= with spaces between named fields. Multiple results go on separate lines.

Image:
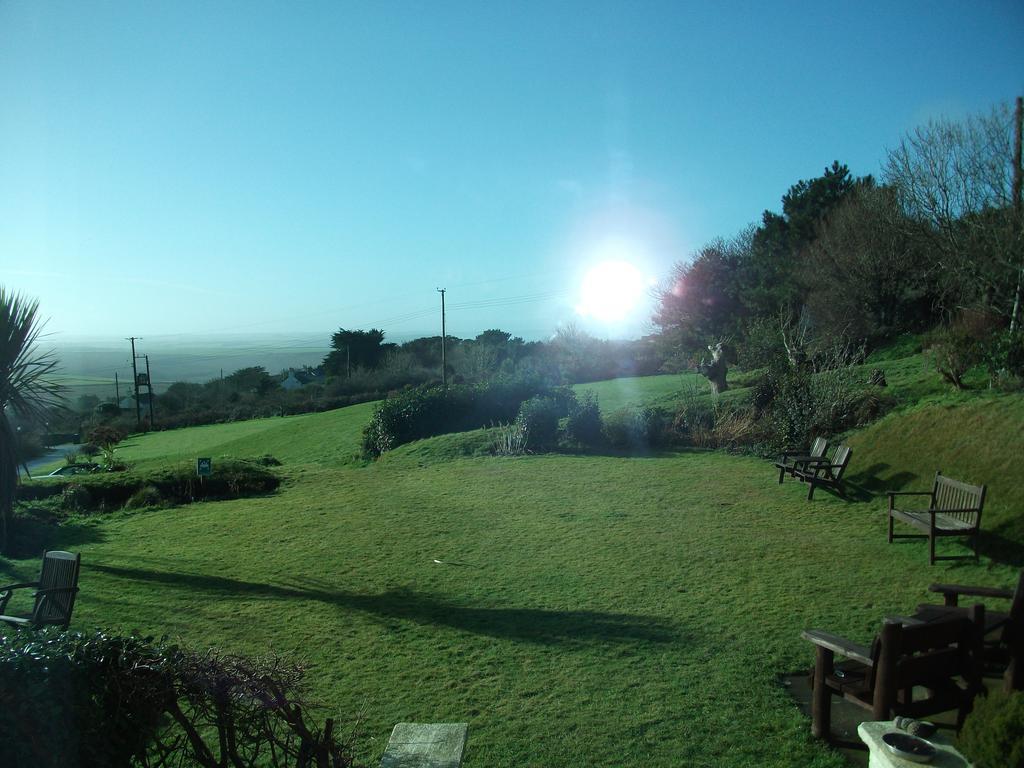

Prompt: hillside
xmin=6 ymin=347 xmax=1023 ymax=767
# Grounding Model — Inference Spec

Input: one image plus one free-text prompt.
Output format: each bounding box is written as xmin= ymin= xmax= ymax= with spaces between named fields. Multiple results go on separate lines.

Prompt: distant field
xmin=7 ymin=352 xmax=1023 ymax=767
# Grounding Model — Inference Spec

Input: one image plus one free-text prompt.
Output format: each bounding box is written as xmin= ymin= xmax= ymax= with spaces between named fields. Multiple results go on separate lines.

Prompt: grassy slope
xmin=5 ymin=354 xmax=1023 ymax=767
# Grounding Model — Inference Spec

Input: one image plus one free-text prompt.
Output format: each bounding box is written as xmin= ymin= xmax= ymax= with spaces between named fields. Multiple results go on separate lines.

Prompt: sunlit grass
xmin=6 ymin=352 xmax=1023 ymax=766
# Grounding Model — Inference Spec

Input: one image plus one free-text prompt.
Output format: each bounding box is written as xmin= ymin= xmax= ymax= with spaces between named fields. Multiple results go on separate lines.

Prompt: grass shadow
xmin=6 ymin=514 xmax=106 ymax=559
xmin=90 ymin=564 xmax=680 ymax=647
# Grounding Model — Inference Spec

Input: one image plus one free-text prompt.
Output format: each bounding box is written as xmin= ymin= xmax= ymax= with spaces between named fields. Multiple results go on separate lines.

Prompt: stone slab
xmin=380 ymin=722 xmax=468 ymax=768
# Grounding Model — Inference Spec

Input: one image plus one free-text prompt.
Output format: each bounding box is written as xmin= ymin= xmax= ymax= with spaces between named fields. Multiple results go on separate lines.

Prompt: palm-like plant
xmin=1 ymin=287 xmax=63 ymax=553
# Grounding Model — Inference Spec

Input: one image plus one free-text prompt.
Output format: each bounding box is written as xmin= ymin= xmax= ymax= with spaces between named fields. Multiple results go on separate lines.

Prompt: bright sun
xmin=577 ymin=260 xmax=646 ymax=322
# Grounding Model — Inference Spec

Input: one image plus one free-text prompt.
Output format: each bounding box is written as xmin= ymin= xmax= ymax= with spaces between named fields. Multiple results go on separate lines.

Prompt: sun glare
xmin=577 ymin=260 xmax=646 ymax=323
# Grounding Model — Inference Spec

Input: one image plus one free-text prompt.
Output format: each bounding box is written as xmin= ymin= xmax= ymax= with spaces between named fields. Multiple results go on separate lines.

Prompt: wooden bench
xmin=774 ymin=436 xmax=828 ymax=484
xmin=792 ymin=445 xmax=852 ymax=500
xmin=380 ymin=723 xmax=468 ymax=768
xmin=887 ymin=472 xmax=986 ymax=564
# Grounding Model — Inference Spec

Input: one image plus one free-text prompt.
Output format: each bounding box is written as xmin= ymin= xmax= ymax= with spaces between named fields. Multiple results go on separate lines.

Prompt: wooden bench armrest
xmin=801 ymin=629 xmax=872 ymax=665
xmin=929 ymin=583 xmax=1013 ymax=600
xmin=0 ymin=581 xmax=40 ymax=593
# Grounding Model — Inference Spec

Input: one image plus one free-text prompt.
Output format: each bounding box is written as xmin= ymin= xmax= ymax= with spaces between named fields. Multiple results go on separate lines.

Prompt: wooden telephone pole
xmin=127 ymin=337 xmax=142 ymax=429
xmin=1010 ymin=96 xmax=1023 ymax=332
xmin=437 ymin=288 xmax=447 ymax=388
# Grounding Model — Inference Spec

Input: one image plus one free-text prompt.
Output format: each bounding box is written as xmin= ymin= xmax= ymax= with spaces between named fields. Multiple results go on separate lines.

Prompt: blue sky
xmin=2 ymin=1 xmax=1022 ymax=343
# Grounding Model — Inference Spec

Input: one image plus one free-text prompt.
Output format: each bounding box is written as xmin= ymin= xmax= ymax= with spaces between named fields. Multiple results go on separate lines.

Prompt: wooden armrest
xmin=801 ymin=629 xmax=873 ymax=665
xmin=0 ymin=581 xmax=40 ymax=593
xmin=929 ymin=583 xmax=1014 ymax=600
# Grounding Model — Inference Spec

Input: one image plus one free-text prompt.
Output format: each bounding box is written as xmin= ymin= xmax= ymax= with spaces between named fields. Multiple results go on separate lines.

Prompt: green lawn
xmin=6 ymin=357 xmax=1023 ymax=767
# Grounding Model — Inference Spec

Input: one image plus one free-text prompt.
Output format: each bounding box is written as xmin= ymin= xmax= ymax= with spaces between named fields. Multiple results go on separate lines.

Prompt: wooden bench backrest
xmin=33 ymin=551 xmax=81 ymax=627
xmin=810 ymin=436 xmax=828 ymax=458
xmin=931 ymin=472 xmax=986 ymax=529
xmin=830 ymin=445 xmax=852 ymax=480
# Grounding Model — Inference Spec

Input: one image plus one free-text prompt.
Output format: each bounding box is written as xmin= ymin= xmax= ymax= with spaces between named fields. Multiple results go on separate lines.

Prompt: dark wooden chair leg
xmin=807 ymin=481 xmax=816 ymax=501
xmin=811 ymin=646 xmax=833 ymax=740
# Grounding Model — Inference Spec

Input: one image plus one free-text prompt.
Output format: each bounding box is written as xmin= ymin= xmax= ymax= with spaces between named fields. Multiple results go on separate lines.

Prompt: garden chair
xmin=0 ymin=551 xmax=81 ymax=630
xmin=915 ymin=570 xmax=1024 ymax=692
xmin=792 ymin=444 xmax=852 ymax=500
xmin=774 ymin=436 xmax=828 ymax=483
xmin=802 ymin=609 xmax=984 ymax=741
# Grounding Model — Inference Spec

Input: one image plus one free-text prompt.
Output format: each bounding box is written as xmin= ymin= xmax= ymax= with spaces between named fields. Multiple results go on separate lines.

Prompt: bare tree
xmin=883 ymin=101 xmax=1020 ymax=318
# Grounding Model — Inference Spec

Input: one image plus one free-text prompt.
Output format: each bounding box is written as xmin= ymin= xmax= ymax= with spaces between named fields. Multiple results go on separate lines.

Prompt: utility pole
xmin=437 ymin=288 xmax=447 ymax=387
xmin=144 ymin=355 xmax=155 ymax=426
xmin=1010 ymin=96 xmax=1023 ymax=332
xmin=346 ymin=345 xmax=351 ymax=379
xmin=128 ymin=337 xmax=141 ymax=429
xmin=114 ymin=371 xmax=120 ymax=403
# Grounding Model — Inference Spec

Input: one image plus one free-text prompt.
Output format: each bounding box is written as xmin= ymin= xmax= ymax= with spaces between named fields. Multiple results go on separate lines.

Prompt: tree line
xmin=652 ymin=100 xmax=1023 ymax=386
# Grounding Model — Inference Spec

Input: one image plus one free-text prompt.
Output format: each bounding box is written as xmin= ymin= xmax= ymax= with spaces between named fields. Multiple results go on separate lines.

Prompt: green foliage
xmin=125 ymin=484 xmax=166 ymax=510
xmin=735 ymin=316 xmax=786 ymax=371
xmin=984 ymin=328 xmax=1024 ymax=390
xmin=18 ymin=459 xmax=279 ymax=514
xmin=361 ymin=378 xmax=550 ymax=455
xmin=603 ymin=406 xmax=671 ymax=452
xmin=0 ymin=629 xmax=356 ymax=768
xmin=564 ymin=391 xmax=604 ymax=446
xmin=925 ymin=325 xmax=986 ymax=390
xmin=515 ymin=396 xmax=562 ymax=450
xmin=0 ymin=629 xmax=171 ymax=767
xmin=957 ymin=690 xmax=1024 ymax=768
xmin=752 ymin=361 xmax=876 ymax=453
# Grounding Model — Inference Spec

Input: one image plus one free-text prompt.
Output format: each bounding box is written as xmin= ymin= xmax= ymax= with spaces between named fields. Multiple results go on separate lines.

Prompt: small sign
xmin=196 ymin=458 xmax=212 ymax=477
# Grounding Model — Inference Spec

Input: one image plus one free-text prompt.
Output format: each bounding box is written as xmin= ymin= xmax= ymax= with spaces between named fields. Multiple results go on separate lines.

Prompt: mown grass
xmin=5 ymin=351 xmax=1023 ymax=767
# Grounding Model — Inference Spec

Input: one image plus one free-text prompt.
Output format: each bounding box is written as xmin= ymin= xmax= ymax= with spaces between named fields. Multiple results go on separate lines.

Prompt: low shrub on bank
xmin=17 ymin=459 xmax=280 ymax=514
xmin=515 ymin=396 xmax=562 ymax=451
xmin=0 ymin=629 xmax=356 ymax=768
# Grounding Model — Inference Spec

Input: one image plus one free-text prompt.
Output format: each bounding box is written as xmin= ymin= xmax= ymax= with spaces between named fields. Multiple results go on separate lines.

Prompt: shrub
xmin=125 ymin=484 xmax=166 ymax=509
xmin=515 ymin=396 xmax=561 ymax=450
xmin=564 ymin=391 xmax=603 ymax=446
xmin=491 ymin=421 xmax=530 ymax=456
xmin=957 ymin=689 xmax=1024 ymax=768
xmin=984 ymin=328 xmax=1024 ymax=390
xmin=362 ymin=378 xmax=550 ymax=455
xmin=925 ymin=325 xmax=984 ymax=389
xmin=60 ymin=483 xmax=92 ymax=513
xmin=604 ymin=406 xmax=671 ymax=452
xmin=0 ymin=629 xmax=356 ymax=768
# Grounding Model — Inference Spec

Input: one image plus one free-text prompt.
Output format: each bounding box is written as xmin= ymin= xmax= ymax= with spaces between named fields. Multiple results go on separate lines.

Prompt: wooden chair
xmin=0 ymin=551 xmax=81 ymax=630
xmin=792 ymin=444 xmax=852 ymax=500
xmin=802 ymin=609 xmax=985 ymax=741
xmin=774 ymin=436 xmax=829 ymax=484
xmin=887 ymin=472 xmax=985 ymax=564
xmin=916 ymin=571 xmax=1024 ymax=692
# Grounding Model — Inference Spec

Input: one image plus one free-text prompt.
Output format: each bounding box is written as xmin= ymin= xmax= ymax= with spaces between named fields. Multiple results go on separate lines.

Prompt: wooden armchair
xmin=802 ymin=609 xmax=984 ymax=741
xmin=0 ymin=551 xmax=81 ymax=630
xmin=792 ymin=444 xmax=852 ymax=500
xmin=774 ymin=436 xmax=829 ymax=484
xmin=917 ymin=571 xmax=1024 ymax=692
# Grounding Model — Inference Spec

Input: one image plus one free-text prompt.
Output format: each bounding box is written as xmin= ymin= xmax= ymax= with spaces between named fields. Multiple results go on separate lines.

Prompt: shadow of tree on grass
xmin=91 ymin=564 xmax=680 ymax=647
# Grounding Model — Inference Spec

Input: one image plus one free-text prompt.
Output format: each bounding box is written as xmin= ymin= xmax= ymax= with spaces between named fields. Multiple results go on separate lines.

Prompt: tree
xmin=322 ymin=329 xmax=395 ymax=376
xmin=801 ymin=184 xmax=930 ymax=342
xmin=0 ymin=288 xmax=63 ymax=553
xmin=743 ymin=162 xmax=866 ymax=318
xmin=653 ymin=228 xmax=752 ymax=366
xmin=884 ymin=102 xmax=1020 ymax=318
